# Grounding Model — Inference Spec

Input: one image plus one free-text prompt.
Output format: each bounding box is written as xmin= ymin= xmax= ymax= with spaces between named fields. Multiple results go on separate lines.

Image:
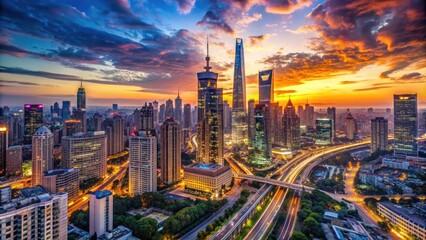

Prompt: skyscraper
xmin=223 ymin=100 xmax=232 ymax=134
xmin=305 ymin=103 xmax=315 ymax=127
xmin=129 ymin=132 xmax=157 ymax=196
xmin=24 ymin=104 xmax=43 ymax=144
xmin=250 ymin=104 xmax=271 ymax=165
xmin=89 ymin=190 xmax=113 ymax=237
xmin=315 ymin=119 xmax=333 ymax=146
xmin=62 ymin=101 xmax=71 ymax=120
xmin=394 ymin=94 xmax=418 ymax=158
xmin=133 ymin=108 xmax=141 ymax=130
xmin=141 ymin=102 xmax=155 ymax=131
xmin=183 ymin=104 xmax=192 ymax=129
xmin=0 ymin=126 xmax=7 ymax=176
xmin=282 ymin=98 xmax=300 ymax=150
xmin=196 ymin=39 xmax=224 ymax=165
xmin=161 ymin=118 xmax=181 ymax=184
xmin=165 ymin=99 xmax=174 ymax=119
xmin=270 ymin=102 xmax=283 ymax=146
xmin=345 ymin=112 xmax=356 ymax=140
xmin=62 ymin=131 xmax=107 ymax=181
xmin=247 ymin=99 xmax=256 ymax=148
xmin=90 ymin=113 xmax=103 ymax=131
xmin=152 ymin=100 xmax=159 ymax=125
xmin=73 ymin=109 xmax=87 ymax=133
xmin=232 ymin=38 xmax=247 ymax=144
xmin=103 ymin=115 xmax=124 ymax=156
xmin=327 ymin=107 xmax=336 ymax=137
xmin=32 ymin=126 xmax=54 ymax=186
xmin=159 ymin=103 xmax=166 ymax=124
xmin=174 ymin=91 xmax=183 ymax=124
xmin=77 ymin=79 xmax=86 ymax=109
xmin=371 ymin=117 xmax=388 ymax=153
xmin=63 ymin=119 xmax=83 ymax=136
xmin=258 ymin=69 xmax=274 ymax=105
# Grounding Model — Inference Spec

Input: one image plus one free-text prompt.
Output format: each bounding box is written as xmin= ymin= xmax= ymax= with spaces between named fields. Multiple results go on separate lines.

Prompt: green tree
xmin=290 ymin=232 xmax=307 ymax=240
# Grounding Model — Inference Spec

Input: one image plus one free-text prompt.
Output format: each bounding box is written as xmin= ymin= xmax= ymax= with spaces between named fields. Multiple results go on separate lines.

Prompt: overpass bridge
xmin=235 ymin=174 xmax=315 ymax=192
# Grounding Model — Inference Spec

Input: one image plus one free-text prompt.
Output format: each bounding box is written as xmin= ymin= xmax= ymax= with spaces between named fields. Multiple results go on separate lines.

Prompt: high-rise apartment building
xmin=152 ymin=100 xmax=159 ymax=125
xmin=394 ymin=94 xmax=418 ymax=158
xmin=0 ymin=126 xmax=7 ymax=176
xmin=62 ymin=101 xmax=71 ymax=120
xmin=270 ymin=102 xmax=283 ymax=146
xmin=129 ymin=132 xmax=157 ymax=196
xmin=258 ymin=69 xmax=273 ymax=105
xmin=89 ymin=190 xmax=113 ymax=237
xmin=371 ymin=117 xmax=388 ymax=153
xmin=315 ymin=118 xmax=333 ymax=146
xmin=174 ymin=91 xmax=183 ymax=124
xmin=103 ymin=115 xmax=124 ymax=156
xmin=183 ymin=104 xmax=192 ymax=129
xmin=133 ymin=108 xmax=141 ymax=130
xmin=62 ymin=131 xmax=107 ymax=181
xmin=32 ymin=126 xmax=53 ymax=186
xmin=6 ymin=145 xmax=22 ymax=177
xmin=0 ymin=186 xmax=68 ymax=239
xmin=24 ymin=104 xmax=43 ymax=144
xmin=42 ymin=168 xmax=80 ymax=201
xmin=160 ymin=118 xmax=181 ymax=184
xmin=165 ymin=99 xmax=174 ymax=119
xmin=196 ymin=40 xmax=224 ymax=165
xmin=77 ymin=80 xmax=86 ymax=109
xmin=250 ymin=104 xmax=271 ymax=165
xmin=282 ymin=98 xmax=300 ymax=150
xmin=90 ymin=113 xmax=103 ymax=131
xmin=232 ymin=38 xmax=247 ymax=144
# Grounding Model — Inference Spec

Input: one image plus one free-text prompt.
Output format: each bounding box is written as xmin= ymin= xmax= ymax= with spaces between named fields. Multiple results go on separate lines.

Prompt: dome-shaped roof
xmin=34 ymin=125 xmax=52 ymax=135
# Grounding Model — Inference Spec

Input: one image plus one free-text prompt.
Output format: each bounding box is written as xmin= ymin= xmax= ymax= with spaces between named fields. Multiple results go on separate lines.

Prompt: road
xmin=68 ymin=161 xmax=128 ymax=216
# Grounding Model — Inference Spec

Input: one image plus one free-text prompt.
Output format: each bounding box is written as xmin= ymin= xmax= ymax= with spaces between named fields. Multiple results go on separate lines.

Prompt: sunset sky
xmin=0 ymin=0 xmax=425 ymax=108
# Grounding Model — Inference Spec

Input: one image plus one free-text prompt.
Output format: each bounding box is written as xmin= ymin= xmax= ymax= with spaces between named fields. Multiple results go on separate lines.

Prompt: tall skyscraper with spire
xmin=282 ymin=97 xmax=300 ymax=149
xmin=196 ymin=38 xmax=224 ymax=165
xmin=77 ymin=78 xmax=86 ymax=110
xmin=232 ymin=38 xmax=247 ymax=145
xmin=174 ymin=90 xmax=183 ymax=124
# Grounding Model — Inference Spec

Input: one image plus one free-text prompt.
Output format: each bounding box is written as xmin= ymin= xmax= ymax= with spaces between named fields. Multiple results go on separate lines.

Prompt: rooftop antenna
xmin=204 ymin=36 xmax=211 ymax=72
xmin=80 ymin=77 xmax=83 ymax=87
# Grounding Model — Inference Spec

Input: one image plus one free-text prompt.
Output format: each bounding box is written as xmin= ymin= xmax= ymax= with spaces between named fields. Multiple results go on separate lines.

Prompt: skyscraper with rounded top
xmin=32 ymin=125 xmax=53 ymax=186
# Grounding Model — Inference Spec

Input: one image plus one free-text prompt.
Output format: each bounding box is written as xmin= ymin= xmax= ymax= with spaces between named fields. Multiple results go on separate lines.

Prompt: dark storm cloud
xmin=0 ymin=0 xmax=204 ymax=88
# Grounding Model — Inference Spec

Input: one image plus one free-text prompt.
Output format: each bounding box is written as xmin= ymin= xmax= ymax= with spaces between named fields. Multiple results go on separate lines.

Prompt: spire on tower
xmin=80 ymin=77 xmax=83 ymax=88
xmin=204 ymin=36 xmax=211 ymax=72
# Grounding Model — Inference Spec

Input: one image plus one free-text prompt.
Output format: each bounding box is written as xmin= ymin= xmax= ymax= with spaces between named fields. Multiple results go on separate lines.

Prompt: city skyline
xmin=0 ymin=0 xmax=425 ymax=108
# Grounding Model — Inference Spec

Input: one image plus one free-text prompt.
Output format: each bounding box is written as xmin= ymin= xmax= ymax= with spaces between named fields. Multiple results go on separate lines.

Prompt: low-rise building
xmin=42 ymin=168 xmax=80 ymax=202
xmin=382 ymin=156 xmax=409 ymax=170
xmin=183 ymin=163 xmax=232 ymax=197
xmin=98 ymin=225 xmax=133 ymax=240
xmin=377 ymin=202 xmax=426 ymax=239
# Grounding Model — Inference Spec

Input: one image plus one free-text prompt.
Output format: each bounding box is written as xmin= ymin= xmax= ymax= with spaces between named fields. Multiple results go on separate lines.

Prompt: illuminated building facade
xmin=196 ymin=39 xmax=224 ymax=165
xmin=24 ymin=104 xmax=43 ymax=144
xmin=32 ymin=126 xmax=54 ymax=186
xmin=62 ymin=131 xmax=107 ymax=181
xmin=63 ymin=119 xmax=82 ymax=136
xmin=0 ymin=126 xmax=7 ymax=175
xmin=6 ymin=145 xmax=22 ymax=177
xmin=232 ymin=38 xmax=247 ymax=144
xmin=129 ymin=132 xmax=157 ymax=196
xmin=42 ymin=168 xmax=80 ymax=202
xmin=77 ymin=80 xmax=86 ymax=110
xmin=175 ymin=91 xmax=183 ymax=124
xmin=250 ymin=104 xmax=272 ymax=165
xmin=183 ymin=163 xmax=232 ymax=195
xmin=394 ymin=94 xmax=418 ymax=158
xmin=315 ymin=118 xmax=333 ymax=146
